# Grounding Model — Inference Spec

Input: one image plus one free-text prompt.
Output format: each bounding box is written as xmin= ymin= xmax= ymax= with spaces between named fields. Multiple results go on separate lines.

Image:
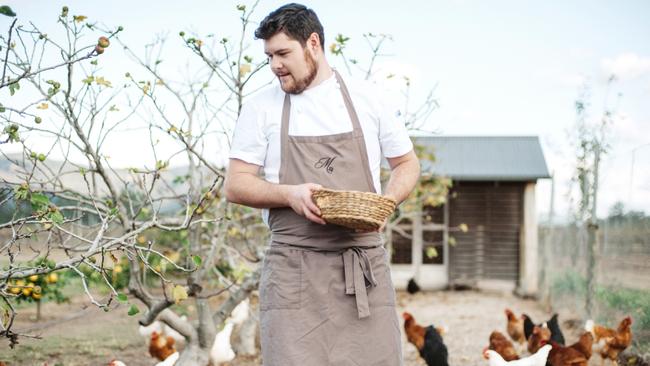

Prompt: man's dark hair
xmin=255 ymin=3 xmax=325 ymax=49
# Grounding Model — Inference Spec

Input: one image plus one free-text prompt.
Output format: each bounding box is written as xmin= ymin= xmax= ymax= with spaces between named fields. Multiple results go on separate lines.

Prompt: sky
xmin=1 ymin=0 xmax=649 ymax=220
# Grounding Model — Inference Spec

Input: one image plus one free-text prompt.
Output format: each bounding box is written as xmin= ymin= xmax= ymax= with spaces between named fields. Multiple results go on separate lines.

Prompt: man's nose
xmin=270 ymin=57 xmax=283 ymax=72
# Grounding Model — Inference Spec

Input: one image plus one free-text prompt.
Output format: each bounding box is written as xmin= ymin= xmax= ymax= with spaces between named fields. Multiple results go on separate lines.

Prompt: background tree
xmin=0 ymin=5 xmax=265 ymax=363
xmin=568 ymin=76 xmax=619 ymax=317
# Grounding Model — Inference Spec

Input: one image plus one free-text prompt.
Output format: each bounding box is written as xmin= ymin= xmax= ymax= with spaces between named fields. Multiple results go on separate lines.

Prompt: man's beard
xmin=281 ymin=49 xmax=317 ymax=95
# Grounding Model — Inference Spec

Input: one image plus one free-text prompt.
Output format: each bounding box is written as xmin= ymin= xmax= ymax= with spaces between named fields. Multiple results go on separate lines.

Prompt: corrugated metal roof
xmin=412 ymin=136 xmax=550 ymax=181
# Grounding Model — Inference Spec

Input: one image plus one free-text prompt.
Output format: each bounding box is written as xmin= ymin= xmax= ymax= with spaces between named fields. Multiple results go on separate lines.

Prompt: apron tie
xmin=343 ymin=247 xmax=378 ymax=319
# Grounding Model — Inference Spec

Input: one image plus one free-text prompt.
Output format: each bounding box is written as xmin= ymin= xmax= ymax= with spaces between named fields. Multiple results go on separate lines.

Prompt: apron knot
xmin=342 ymin=246 xmax=378 ymax=319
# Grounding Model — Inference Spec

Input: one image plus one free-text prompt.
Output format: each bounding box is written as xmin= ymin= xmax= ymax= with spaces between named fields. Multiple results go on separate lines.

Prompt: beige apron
xmin=260 ymin=70 xmax=403 ymax=366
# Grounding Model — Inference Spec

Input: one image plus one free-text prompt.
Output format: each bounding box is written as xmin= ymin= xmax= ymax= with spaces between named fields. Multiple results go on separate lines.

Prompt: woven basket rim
xmin=312 ymin=188 xmax=396 ymax=230
xmin=312 ymin=188 xmax=397 ymax=205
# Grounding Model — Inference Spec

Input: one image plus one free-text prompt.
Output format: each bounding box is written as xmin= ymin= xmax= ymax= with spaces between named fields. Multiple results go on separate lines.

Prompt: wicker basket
xmin=312 ymin=189 xmax=397 ymax=231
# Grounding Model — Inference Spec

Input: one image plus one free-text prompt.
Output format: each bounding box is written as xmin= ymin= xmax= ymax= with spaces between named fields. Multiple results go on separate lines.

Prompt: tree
xmin=0 ymin=5 xmax=265 ymax=363
xmin=568 ymin=76 xmax=620 ymax=317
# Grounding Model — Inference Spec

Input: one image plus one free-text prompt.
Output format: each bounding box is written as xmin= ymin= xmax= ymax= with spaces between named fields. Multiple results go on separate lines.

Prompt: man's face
xmin=264 ymin=32 xmax=318 ymax=94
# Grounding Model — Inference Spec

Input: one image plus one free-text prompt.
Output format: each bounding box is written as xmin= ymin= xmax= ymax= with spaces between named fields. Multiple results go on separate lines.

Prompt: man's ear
xmin=308 ymin=32 xmax=321 ymax=52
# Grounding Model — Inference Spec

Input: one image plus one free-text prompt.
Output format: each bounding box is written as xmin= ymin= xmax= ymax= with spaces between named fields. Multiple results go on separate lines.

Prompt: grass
xmin=552 ymin=270 xmax=650 ymax=356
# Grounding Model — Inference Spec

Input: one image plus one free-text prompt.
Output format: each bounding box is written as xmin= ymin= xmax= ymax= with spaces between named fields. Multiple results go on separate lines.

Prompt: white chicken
xmin=138 ymin=320 xmax=163 ymax=338
xmin=210 ymin=322 xmax=236 ymax=365
xmin=138 ymin=315 xmax=187 ymax=346
xmin=484 ymin=344 xmax=551 ymax=366
xmin=228 ymin=298 xmax=250 ymax=325
xmin=154 ymin=351 xmax=179 ymax=366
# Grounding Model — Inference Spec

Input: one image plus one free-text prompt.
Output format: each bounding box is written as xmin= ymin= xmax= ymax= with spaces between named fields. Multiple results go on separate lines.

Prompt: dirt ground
xmin=0 ymin=289 xmax=642 ymax=365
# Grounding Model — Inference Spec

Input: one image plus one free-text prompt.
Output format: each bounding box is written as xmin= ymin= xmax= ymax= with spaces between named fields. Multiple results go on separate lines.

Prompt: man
xmin=224 ymin=3 xmax=420 ymax=365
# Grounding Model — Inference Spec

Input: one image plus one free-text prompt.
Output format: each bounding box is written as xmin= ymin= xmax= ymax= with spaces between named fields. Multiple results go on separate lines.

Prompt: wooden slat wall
xmin=391 ymin=227 xmax=413 ymax=264
xmin=449 ymin=181 xmax=524 ymax=282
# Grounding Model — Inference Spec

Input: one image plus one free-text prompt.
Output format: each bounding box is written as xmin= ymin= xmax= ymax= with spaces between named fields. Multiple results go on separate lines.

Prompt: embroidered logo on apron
xmin=314 ymin=156 xmax=336 ymax=174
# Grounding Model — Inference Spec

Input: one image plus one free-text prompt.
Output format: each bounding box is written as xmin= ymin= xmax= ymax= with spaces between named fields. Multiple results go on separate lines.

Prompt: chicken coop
xmin=388 ymin=136 xmax=550 ymax=296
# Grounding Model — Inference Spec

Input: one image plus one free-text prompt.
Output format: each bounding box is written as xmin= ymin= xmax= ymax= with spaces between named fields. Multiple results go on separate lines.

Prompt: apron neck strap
xmin=332 ymin=69 xmax=363 ymax=133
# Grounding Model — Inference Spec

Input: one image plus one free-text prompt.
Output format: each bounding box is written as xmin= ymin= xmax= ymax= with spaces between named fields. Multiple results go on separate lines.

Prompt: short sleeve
xmin=378 ymin=90 xmax=413 ymax=158
xmin=229 ymin=101 xmax=267 ymax=166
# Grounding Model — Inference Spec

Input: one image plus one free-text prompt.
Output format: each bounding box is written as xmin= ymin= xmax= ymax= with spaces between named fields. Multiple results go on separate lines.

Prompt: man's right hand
xmin=285 ymin=183 xmax=326 ymax=225
xmin=225 ymin=159 xmax=327 ymax=225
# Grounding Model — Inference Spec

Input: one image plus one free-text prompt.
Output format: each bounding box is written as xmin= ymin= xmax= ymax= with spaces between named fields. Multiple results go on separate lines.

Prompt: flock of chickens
xmin=109 ymin=299 xmax=250 ymax=366
xmin=102 ymin=296 xmax=634 ymax=366
xmin=403 ymin=309 xmax=634 ymax=366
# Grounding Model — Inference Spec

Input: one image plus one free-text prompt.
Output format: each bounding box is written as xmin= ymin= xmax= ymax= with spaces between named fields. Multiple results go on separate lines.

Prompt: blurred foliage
xmin=5 ymin=258 xmax=69 ymax=305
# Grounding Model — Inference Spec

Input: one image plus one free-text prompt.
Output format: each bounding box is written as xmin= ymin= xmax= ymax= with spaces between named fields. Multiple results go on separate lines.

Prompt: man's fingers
xmin=378 ymin=220 xmax=387 ymax=232
xmin=304 ymin=208 xmax=326 ymax=225
xmin=304 ymin=197 xmax=321 ymax=216
xmin=308 ymin=183 xmax=323 ymax=191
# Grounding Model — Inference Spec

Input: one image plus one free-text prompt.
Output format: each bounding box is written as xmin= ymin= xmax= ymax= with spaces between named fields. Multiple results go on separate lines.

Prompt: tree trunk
xmin=585 ymin=146 xmax=601 ymax=318
xmin=234 ymin=315 xmax=258 ymax=356
xmin=585 ymin=221 xmax=598 ymax=318
xmin=177 ymin=342 xmax=210 ymax=366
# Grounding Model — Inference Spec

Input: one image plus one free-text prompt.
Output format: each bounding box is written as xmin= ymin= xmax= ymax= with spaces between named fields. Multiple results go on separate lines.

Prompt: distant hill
xmin=0 ymin=153 xmax=223 ymax=205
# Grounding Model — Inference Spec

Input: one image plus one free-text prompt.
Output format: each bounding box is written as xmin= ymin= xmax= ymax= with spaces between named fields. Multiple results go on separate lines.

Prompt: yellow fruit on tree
xmin=113 ymin=265 xmax=123 ymax=274
xmin=9 ymin=286 xmax=21 ymax=295
xmin=22 ymin=283 xmax=34 ymax=296
xmin=48 ymin=272 xmax=58 ymax=283
xmin=98 ymin=36 xmax=110 ymax=48
xmin=28 ymin=275 xmax=39 ymax=282
xmin=32 ymin=292 xmax=42 ymax=300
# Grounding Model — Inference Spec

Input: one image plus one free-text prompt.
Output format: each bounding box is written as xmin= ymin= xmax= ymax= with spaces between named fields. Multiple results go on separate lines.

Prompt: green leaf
xmin=127 ymin=304 xmax=139 ymax=316
xmin=9 ymin=82 xmax=20 ymax=96
xmin=155 ymin=160 xmax=168 ymax=170
xmin=172 ymin=285 xmax=188 ymax=304
xmin=0 ymin=5 xmax=16 ymax=17
xmin=116 ymin=293 xmax=128 ymax=303
xmin=30 ymin=193 xmax=50 ymax=209
xmin=48 ymin=211 xmax=64 ymax=225
xmin=192 ymin=255 xmax=202 ymax=267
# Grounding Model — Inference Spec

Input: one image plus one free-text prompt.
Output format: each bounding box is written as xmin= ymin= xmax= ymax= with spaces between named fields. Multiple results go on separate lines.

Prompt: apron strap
xmin=343 ymin=247 xmax=378 ymax=319
xmin=279 ymin=94 xmax=291 ymax=183
xmin=333 ymin=69 xmax=376 ymax=193
xmin=333 ymin=70 xmax=363 ymax=133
